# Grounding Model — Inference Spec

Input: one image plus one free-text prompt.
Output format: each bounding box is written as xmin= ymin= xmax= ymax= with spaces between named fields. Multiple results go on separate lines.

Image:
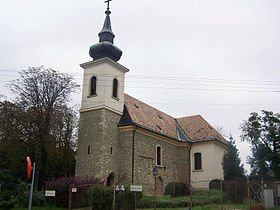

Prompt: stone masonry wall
xmin=75 ymin=108 xmax=122 ymax=181
xmin=133 ymin=130 xmax=190 ymax=195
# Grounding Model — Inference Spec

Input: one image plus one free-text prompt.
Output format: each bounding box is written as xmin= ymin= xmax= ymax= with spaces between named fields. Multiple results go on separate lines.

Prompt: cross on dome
xmin=105 ymin=0 xmax=112 ymax=11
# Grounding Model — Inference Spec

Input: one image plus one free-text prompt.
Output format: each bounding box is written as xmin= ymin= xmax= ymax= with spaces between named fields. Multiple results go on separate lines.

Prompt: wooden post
xmin=220 ymin=179 xmax=223 ymax=210
xmin=68 ymin=184 xmax=73 ymax=210
xmin=261 ymin=178 xmax=264 ymax=208
xmin=247 ymin=177 xmax=251 ymax=208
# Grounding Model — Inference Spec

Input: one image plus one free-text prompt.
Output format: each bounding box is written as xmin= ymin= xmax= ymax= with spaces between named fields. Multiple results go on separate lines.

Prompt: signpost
xmin=130 ymin=185 xmax=142 ymax=192
xmin=45 ymin=190 xmax=56 ymax=197
xmin=130 ymin=185 xmax=142 ymax=210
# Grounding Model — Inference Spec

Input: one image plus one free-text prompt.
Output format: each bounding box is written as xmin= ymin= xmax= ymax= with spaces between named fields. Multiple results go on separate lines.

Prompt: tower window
xmin=112 ymin=78 xmax=118 ymax=98
xmin=88 ymin=146 xmax=91 ymax=155
xmin=194 ymin=152 xmax=202 ymax=170
xmin=110 ymin=147 xmax=113 ymax=154
xmin=90 ymin=76 xmax=97 ymax=96
xmin=156 ymin=146 xmax=162 ymax=166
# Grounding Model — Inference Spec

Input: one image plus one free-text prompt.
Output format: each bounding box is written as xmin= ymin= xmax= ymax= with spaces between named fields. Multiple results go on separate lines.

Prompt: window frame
xmin=156 ymin=145 xmax=162 ymax=167
xmin=194 ymin=152 xmax=202 ymax=170
xmin=89 ymin=76 xmax=97 ymax=96
xmin=112 ymin=78 xmax=118 ymax=99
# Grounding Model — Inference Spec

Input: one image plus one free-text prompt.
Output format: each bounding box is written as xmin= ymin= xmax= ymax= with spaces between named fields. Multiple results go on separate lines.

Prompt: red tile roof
xmin=124 ymin=94 xmax=228 ymax=145
xmin=177 ymin=115 xmax=228 ymax=144
xmin=124 ymin=94 xmax=177 ymax=139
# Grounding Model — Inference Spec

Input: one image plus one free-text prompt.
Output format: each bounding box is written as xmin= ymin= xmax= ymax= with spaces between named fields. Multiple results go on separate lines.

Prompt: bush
xmin=116 ymin=184 xmax=143 ymax=210
xmin=44 ymin=176 xmax=103 ymax=208
xmin=209 ymin=179 xmax=226 ymax=191
xmin=192 ymin=189 xmax=227 ymax=206
xmin=164 ymin=182 xmax=189 ymax=197
xmin=88 ymin=184 xmax=143 ymax=210
xmin=226 ymin=177 xmax=247 ymax=203
xmin=0 ymin=179 xmax=47 ymax=209
xmin=137 ymin=195 xmax=189 ymax=208
xmin=138 ymin=190 xmax=227 ymax=208
xmin=88 ymin=185 xmax=113 ymax=210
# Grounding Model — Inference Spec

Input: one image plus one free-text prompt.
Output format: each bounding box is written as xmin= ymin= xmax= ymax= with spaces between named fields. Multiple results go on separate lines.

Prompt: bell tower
xmin=80 ymin=0 xmax=128 ymax=114
xmin=76 ymin=1 xmax=129 ymax=179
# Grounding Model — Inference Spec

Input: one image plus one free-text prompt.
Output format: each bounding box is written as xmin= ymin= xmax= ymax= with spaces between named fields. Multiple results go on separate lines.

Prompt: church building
xmin=75 ymin=2 xmax=228 ymax=195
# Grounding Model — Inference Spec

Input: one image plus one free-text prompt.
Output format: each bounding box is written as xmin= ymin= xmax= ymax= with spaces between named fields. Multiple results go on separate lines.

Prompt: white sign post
xmin=45 ymin=190 xmax=56 ymax=197
xmin=130 ymin=185 xmax=142 ymax=210
xmin=130 ymin=185 xmax=142 ymax=192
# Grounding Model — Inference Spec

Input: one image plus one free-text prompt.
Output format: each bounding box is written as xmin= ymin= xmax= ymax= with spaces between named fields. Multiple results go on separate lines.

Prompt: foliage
xmin=88 ymin=184 xmax=143 ymax=210
xmin=192 ymin=190 xmax=227 ymax=206
xmin=137 ymin=195 xmax=189 ymax=208
xmin=222 ymin=137 xmax=245 ymax=181
xmin=0 ymin=66 xmax=80 ymax=190
xmin=164 ymin=182 xmax=189 ymax=197
xmin=10 ymin=207 xmax=67 ymax=210
xmin=240 ymin=110 xmax=280 ymax=179
xmin=226 ymin=177 xmax=247 ymax=203
xmin=138 ymin=190 xmax=227 ymax=208
xmin=44 ymin=176 xmax=103 ymax=208
xmin=88 ymin=185 xmax=113 ymax=210
xmin=115 ymin=184 xmax=143 ymax=210
xmin=0 ymin=174 xmax=46 ymax=209
xmin=209 ymin=179 xmax=226 ymax=191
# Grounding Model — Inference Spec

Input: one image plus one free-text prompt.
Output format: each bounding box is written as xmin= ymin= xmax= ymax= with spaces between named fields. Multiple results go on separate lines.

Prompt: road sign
xmin=130 ymin=185 xmax=142 ymax=192
xmin=71 ymin=187 xmax=77 ymax=193
xmin=45 ymin=190 xmax=56 ymax=197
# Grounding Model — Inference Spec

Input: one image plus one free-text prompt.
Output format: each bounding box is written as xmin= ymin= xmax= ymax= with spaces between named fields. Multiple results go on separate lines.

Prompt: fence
xmin=65 ymin=179 xmax=280 ymax=210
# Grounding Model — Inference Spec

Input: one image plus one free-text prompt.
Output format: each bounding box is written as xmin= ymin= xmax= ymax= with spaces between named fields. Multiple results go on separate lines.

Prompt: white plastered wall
xmin=190 ymin=141 xmax=227 ymax=189
xmin=80 ymin=58 xmax=129 ymax=114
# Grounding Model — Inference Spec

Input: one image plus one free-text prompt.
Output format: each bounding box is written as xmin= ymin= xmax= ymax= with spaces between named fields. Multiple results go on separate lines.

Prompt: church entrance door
xmin=156 ymin=177 xmax=163 ymax=195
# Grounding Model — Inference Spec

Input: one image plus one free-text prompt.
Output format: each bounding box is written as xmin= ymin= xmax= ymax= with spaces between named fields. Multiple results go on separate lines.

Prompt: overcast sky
xmin=1 ymin=0 xmax=280 ymax=173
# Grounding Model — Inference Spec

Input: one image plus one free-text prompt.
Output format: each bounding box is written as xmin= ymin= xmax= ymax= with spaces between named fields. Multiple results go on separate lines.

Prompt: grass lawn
xmin=10 ymin=207 xmax=67 ymax=210
xmin=9 ymin=205 xmax=280 ymax=210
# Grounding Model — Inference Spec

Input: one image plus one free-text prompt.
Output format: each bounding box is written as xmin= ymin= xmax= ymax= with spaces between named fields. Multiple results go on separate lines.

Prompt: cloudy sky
xmin=1 ymin=0 xmax=280 ymax=172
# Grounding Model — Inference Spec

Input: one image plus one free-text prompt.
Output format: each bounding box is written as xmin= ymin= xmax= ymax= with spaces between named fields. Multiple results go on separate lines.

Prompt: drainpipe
xmin=132 ymin=126 xmax=137 ymax=184
xmin=188 ymin=143 xmax=192 ymax=186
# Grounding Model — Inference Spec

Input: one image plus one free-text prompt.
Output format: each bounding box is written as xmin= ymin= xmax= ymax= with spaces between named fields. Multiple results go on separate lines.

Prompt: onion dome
xmin=89 ymin=6 xmax=122 ymax=62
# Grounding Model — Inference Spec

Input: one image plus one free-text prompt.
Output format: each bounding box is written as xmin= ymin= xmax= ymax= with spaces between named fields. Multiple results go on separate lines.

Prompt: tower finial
xmin=105 ymin=0 xmax=112 ymax=14
xmin=89 ymin=0 xmax=122 ymax=62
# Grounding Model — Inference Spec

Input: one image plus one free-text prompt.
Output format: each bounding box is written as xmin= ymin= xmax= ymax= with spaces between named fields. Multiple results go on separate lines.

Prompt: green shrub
xmin=164 ymin=182 xmax=189 ymax=197
xmin=116 ymin=184 xmax=143 ymax=210
xmin=209 ymin=179 xmax=226 ymax=191
xmin=137 ymin=195 xmax=189 ymax=208
xmin=226 ymin=177 xmax=247 ymax=203
xmin=88 ymin=185 xmax=113 ymax=210
xmin=88 ymin=184 xmax=143 ymax=210
xmin=192 ymin=189 xmax=228 ymax=206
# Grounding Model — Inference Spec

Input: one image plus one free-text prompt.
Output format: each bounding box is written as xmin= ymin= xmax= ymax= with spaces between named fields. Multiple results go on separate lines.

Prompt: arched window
xmin=194 ymin=152 xmax=202 ymax=170
xmin=156 ymin=146 xmax=162 ymax=166
xmin=112 ymin=78 xmax=118 ymax=98
xmin=90 ymin=76 xmax=97 ymax=96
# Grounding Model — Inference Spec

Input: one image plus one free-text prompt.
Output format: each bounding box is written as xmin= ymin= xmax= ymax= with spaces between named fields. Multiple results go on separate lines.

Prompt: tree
xmin=1 ymin=66 xmax=80 ymax=190
xmin=240 ymin=110 xmax=280 ymax=179
xmin=222 ymin=136 xmax=245 ymax=181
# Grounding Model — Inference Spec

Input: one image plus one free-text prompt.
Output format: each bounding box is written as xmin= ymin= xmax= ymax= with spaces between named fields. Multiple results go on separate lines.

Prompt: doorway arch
xmin=106 ymin=172 xmax=115 ymax=187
